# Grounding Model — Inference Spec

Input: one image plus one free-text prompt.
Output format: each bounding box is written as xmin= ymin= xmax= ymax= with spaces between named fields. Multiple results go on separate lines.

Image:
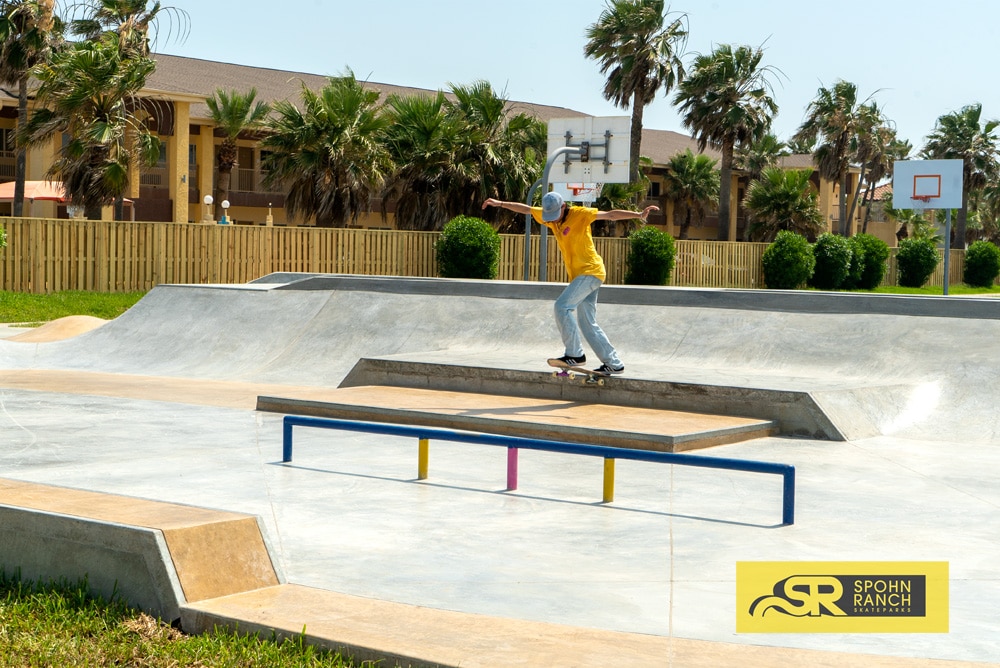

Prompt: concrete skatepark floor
xmin=1 ymin=276 xmax=998 ymax=666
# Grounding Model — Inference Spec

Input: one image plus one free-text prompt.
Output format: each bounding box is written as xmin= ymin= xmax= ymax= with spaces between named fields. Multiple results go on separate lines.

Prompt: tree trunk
xmin=955 ymin=188 xmax=969 ymax=250
xmin=13 ymin=77 xmax=28 ymax=217
xmin=838 ymin=172 xmax=849 ymax=235
xmin=215 ymin=167 xmax=232 ymax=220
xmin=629 ymin=90 xmax=644 ymax=189
xmin=860 ymin=181 xmax=876 ymax=234
xmin=845 ymin=164 xmax=867 ymax=234
xmin=716 ymin=142 xmax=734 ymax=241
xmin=679 ymin=204 xmax=691 ymax=240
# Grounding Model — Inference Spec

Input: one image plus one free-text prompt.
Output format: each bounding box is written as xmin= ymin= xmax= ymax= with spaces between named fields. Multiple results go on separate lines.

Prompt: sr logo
xmin=749 ymin=575 xmax=848 ymax=617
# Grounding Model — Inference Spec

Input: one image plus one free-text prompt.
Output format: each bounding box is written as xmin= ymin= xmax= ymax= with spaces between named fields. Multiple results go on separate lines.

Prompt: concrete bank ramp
xmin=3 ymin=273 xmax=1000 ymax=443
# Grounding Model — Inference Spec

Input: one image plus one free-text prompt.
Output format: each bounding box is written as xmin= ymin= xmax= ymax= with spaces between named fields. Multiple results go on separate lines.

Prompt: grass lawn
xmin=0 ymin=290 xmax=146 ymax=323
xmin=870 ymin=284 xmax=1000 ymax=296
xmin=0 ymin=575 xmax=367 ymax=667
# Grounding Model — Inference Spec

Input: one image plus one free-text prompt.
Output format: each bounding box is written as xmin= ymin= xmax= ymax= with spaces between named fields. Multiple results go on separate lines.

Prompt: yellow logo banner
xmin=736 ymin=561 xmax=949 ymax=633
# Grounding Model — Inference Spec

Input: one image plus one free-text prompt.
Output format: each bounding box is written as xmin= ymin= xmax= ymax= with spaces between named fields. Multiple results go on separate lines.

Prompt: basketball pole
xmin=944 ymin=208 xmax=951 ymax=296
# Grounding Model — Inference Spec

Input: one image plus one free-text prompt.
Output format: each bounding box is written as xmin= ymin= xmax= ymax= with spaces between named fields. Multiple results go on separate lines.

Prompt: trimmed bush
xmin=435 ymin=215 xmax=501 ymax=279
xmin=845 ymin=233 xmax=890 ymax=290
xmin=896 ymin=237 xmax=940 ymax=288
xmin=840 ymin=235 xmax=866 ymax=290
xmin=963 ymin=240 xmax=1000 ymax=288
xmin=624 ymin=225 xmax=676 ymax=285
xmin=809 ymin=233 xmax=852 ymax=290
xmin=761 ymin=230 xmax=815 ymax=289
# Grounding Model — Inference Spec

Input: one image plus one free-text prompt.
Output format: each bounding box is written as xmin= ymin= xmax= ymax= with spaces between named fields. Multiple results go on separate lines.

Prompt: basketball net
xmin=567 ymin=182 xmax=604 ymax=206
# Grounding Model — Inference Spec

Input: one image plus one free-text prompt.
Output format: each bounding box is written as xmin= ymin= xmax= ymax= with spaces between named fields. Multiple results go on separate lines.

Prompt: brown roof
xmin=146 ymin=53 xmax=588 ymax=125
xmin=0 ymin=51 xmax=732 ymax=168
xmin=776 ymin=154 xmax=816 ymax=170
xmin=640 ymin=127 xmax=720 ymax=164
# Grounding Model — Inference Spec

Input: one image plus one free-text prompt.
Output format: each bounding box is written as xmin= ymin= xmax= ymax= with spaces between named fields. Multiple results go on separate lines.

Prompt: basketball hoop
xmin=564 ymin=182 xmax=604 ymax=204
xmin=911 ymin=195 xmax=933 ymax=204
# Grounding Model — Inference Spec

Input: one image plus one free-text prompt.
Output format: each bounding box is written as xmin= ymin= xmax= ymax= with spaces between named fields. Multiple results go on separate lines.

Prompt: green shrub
xmin=435 ymin=215 xmax=501 ymax=279
xmin=0 ymin=224 xmax=6 ymax=249
xmin=896 ymin=237 xmax=940 ymax=288
xmin=809 ymin=233 xmax=852 ymax=290
xmin=840 ymin=235 xmax=866 ymax=290
xmin=761 ymin=230 xmax=815 ymax=289
xmin=963 ymin=240 xmax=1000 ymax=288
xmin=624 ymin=225 xmax=676 ymax=285
xmin=846 ymin=233 xmax=890 ymax=290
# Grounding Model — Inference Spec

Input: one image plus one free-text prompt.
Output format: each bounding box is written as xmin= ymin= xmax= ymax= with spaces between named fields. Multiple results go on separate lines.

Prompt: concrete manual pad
xmin=2 ymin=276 xmax=1000 ymax=666
xmin=257 ymin=385 xmax=777 ymax=452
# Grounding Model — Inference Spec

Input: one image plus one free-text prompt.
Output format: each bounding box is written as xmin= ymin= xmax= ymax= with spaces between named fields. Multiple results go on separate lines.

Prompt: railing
xmin=0 ymin=151 xmax=15 ymax=179
xmin=233 ymin=167 xmax=283 ymax=194
xmin=0 ymin=217 xmax=969 ymax=293
xmin=140 ymin=166 xmax=167 ymax=187
xmin=281 ymin=415 xmax=796 ymax=526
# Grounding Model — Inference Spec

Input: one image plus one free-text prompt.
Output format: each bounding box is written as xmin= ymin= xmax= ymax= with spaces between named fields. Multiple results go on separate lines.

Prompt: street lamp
xmin=203 ymin=195 xmax=213 ymax=223
xmin=220 ymin=199 xmax=230 ymax=225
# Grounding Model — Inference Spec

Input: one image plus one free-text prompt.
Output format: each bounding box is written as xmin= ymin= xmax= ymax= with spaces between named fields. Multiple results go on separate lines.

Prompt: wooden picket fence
xmin=0 ymin=217 xmax=966 ymax=293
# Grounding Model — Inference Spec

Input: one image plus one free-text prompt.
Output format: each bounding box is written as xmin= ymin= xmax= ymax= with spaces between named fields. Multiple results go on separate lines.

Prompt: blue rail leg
xmin=782 ymin=468 xmax=795 ymax=526
xmin=283 ymin=419 xmax=294 ymax=462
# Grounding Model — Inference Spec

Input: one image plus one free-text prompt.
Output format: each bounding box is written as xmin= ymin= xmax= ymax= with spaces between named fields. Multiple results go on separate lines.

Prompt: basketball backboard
xmin=892 ymin=159 xmax=964 ymax=210
xmin=547 ymin=116 xmax=631 ymax=185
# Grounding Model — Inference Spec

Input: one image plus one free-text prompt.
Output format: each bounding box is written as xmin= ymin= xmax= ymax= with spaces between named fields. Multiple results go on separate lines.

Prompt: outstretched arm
xmin=483 ymin=198 xmax=532 ymax=215
xmin=594 ymin=205 xmax=660 ymax=222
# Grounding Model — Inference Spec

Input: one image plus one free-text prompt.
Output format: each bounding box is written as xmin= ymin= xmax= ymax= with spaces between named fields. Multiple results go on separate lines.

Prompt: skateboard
xmin=547 ymin=359 xmax=609 ymax=385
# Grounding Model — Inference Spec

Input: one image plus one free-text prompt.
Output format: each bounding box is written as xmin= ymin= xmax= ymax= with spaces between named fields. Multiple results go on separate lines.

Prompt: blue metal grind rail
xmin=281 ymin=415 xmax=795 ymax=526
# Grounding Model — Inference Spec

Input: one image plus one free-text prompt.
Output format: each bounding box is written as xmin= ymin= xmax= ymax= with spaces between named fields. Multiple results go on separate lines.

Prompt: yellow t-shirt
xmin=531 ymin=206 xmax=606 ymax=282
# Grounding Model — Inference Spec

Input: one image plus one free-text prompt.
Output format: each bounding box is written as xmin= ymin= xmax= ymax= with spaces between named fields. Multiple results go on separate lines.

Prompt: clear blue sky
xmin=157 ymin=0 xmax=998 ymax=152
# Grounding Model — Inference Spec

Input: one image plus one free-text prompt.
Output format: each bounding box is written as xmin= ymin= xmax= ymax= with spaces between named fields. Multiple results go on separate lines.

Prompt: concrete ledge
xmin=340 ymin=358 xmax=863 ymax=440
xmin=0 ymin=479 xmax=282 ymax=622
xmin=256 ymin=385 xmax=777 ymax=452
xmin=181 ymin=583 xmax=993 ymax=668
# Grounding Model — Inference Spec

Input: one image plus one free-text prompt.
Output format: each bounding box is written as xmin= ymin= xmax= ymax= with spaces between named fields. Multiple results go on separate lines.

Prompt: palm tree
xmin=584 ymin=0 xmax=687 ymax=185
xmin=205 ymin=88 xmax=269 ymax=220
xmin=70 ymin=0 xmax=188 ymax=59
xmin=922 ymin=103 xmax=1000 ymax=249
xmin=674 ymin=43 xmax=779 ymax=241
xmin=448 ymin=80 xmax=540 ymax=217
xmin=261 ymin=72 xmax=393 ymax=228
xmin=19 ymin=31 xmax=160 ymax=218
xmin=0 ymin=0 xmax=62 ymax=216
xmin=793 ymin=80 xmax=872 ymax=236
xmin=381 ymin=91 xmax=465 ymax=231
xmin=661 ymin=148 xmax=718 ymax=239
xmin=734 ymin=132 xmax=786 ymax=182
xmin=67 ymin=0 xmax=186 ymax=219
xmin=860 ymin=134 xmax=911 ymax=234
xmin=383 ymin=81 xmax=541 ymax=231
xmin=744 ymin=167 xmax=824 ymax=242
xmin=843 ymin=102 xmax=888 ymax=228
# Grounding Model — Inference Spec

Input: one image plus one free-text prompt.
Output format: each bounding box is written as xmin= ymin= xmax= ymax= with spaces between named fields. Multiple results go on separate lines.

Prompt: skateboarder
xmin=483 ymin=192 xmax=658 ymax=375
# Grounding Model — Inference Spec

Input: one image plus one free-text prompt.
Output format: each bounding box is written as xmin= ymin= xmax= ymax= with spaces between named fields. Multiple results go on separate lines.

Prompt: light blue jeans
xmin=554 ymin=275 xmax=622 ymax=368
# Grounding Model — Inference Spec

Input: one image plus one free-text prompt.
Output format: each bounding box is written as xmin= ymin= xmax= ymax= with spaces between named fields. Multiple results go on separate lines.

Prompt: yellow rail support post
xmin=418 ymin=438 xmax=429 ymax=480
xmin=603 ymin=457 xmax=615 ymax=503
